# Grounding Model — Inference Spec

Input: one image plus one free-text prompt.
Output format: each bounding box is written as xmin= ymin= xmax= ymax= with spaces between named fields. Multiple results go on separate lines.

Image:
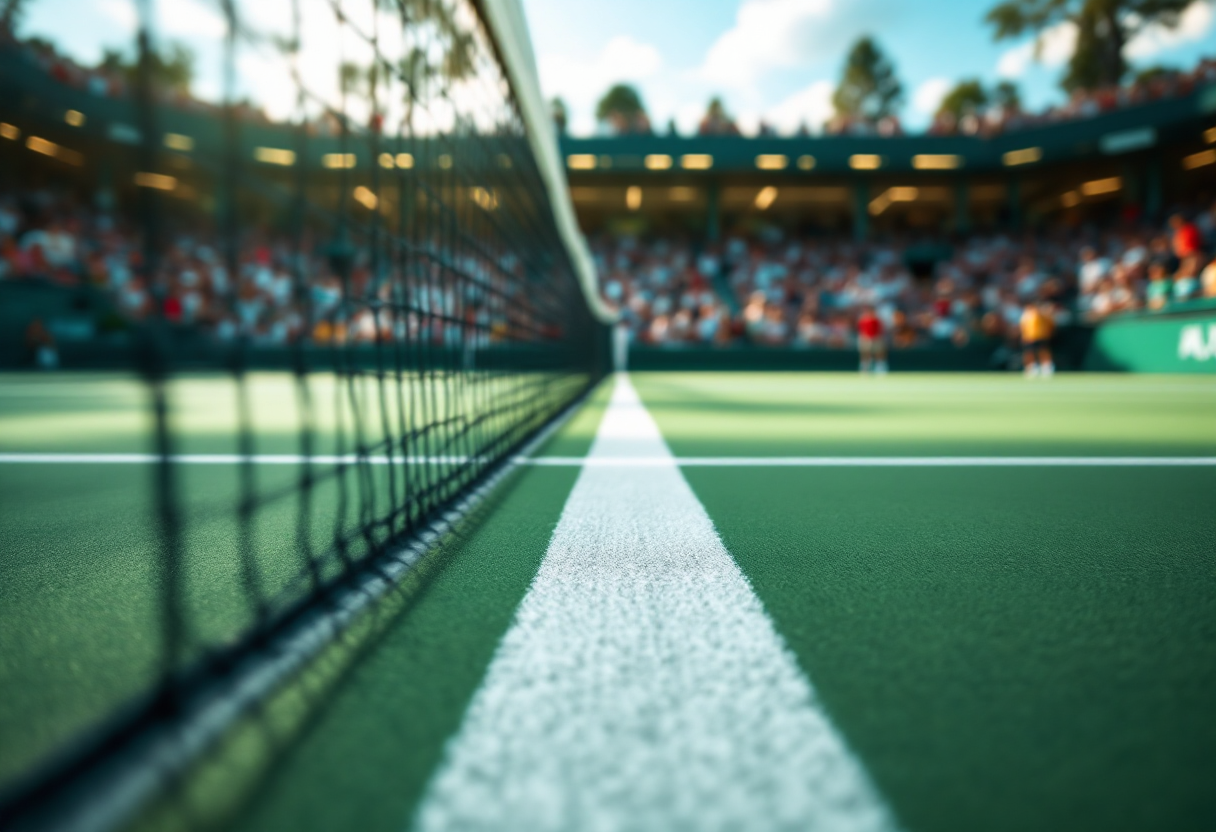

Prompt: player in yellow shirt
xmin=1020 ymin=301 xmax=1055 ymax=377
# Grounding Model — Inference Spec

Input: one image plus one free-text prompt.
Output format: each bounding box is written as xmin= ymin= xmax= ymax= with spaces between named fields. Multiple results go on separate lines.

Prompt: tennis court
xmin=2 ymin=371 xmax=1214 ymax=832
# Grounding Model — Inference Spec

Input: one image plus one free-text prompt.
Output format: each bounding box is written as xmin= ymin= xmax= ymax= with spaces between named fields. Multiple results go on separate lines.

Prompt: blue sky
xmin=17 ymin=0 xmax=1216 ymax=135
xmin=521 ymin=0 xmax=1216 ymax=134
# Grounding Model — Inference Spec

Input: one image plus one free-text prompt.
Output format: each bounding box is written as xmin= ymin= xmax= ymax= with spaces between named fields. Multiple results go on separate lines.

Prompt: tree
xmin=596 ymin=84 xmax=650 ymax=135
xmin=993 ymin=79 xmax=1023 ymax=110
xmin=985 ymin=0 xmax=1193 ymax=91
xmin=551 ymin=97 xmax=568 ymax=133
xmin=831 ymin=36 xmax=903 ymax=121
xmin=698 ymin=96 xmax=739 ymax=135
xmin=1060 ymin=2 xmax=1109 ymax=91
xmin=442 ymin=30 xmax=476 ymax=86
xmin=937 ymin=78 xmax=988 ymax=119
xmin=100 ymin=42 xmax=195 ymax=95
xmin=0 ymin=0 xmax=30 ymax=35
xmin=1133 ymin=64 xmax=1172 ymax=84
xmin=339 ymin=61 xmax=366 ymax=97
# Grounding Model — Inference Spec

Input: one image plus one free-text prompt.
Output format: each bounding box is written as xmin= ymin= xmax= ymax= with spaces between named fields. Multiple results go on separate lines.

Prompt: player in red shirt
xmin=1171 ymin=214 xmax=1202 ymax=260
xmin=857 ymin=306 xmax=887 ymax=374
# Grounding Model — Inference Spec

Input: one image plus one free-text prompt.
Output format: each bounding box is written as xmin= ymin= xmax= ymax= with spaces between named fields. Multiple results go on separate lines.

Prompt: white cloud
xmin=761 ymin=79 xmax=834 ymax=133
xmin=153 ymin=0 xmax=227 ymax=39
xmin=99 ymin=0 xmax=228 ymax=40
xmin=98 ymin=0 xmax=138 ymax=33
xmin=700 ymin=0 xmax=831 ymax=87
xmin=538 ymin=36 xmax=663 ymax=134
xmin=912 ymin=77 xmax=952 ymax=115
xmin=1126 ymin=0 xmax=1215 ymax=60
xmin=996 ymin=20 xmax=1077 ymax=79
xmin=674 ymin=101 xmax=707 ymax=136
xmin=698 ymin=0 xmax=903 ymax=90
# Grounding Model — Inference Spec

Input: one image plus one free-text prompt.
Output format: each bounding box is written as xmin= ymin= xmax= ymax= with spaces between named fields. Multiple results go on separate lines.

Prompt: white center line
xmin=412 ymin=375 xmax=900 ymax=832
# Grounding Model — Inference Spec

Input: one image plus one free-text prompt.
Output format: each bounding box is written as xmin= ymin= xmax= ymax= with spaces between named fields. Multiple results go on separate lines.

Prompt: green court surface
xmin=1 ymin=372 xmax=1214 ymax=831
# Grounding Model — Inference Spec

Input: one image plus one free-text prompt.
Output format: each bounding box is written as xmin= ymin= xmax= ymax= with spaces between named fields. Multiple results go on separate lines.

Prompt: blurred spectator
xmin=1171 ymin=213 xmax=1202 ymax=261
xmin=24 ymin=318 xmax=58 ymax=369
xmin=1145 ymin=262 xmax=1172 ymax=310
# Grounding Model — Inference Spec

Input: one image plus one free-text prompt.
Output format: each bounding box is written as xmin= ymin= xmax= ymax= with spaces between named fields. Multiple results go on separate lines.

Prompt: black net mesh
xmin=0 ymin=0 xmax=606 ymax=822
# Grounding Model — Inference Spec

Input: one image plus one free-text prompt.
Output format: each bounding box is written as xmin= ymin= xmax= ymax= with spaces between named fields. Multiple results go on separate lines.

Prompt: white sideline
xmin=527 ymin=456 xmax=1216 ymax=467
xmin=411 ymin=375 xmax=900 ymax=832
xmin=2 ymin=453 xmax=1214 ymax=467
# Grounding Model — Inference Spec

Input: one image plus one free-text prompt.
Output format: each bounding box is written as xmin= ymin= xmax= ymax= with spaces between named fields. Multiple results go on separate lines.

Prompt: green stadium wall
xmin=627 ymin=344 xmax=1001 ymax=372
xmin=1084 ymin=300 xmax=1216 ymax=373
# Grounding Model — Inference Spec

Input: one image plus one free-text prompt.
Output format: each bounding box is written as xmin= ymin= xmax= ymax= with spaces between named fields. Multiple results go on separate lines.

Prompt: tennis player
xmin=857 ymin=306 xmax=887 ymax=374
xmin=1020 ymin=301 xmax=1055 ymax=377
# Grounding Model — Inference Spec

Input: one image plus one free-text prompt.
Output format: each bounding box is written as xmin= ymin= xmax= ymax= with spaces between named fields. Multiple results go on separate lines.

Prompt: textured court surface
xmin=1 ymin=372 xmax=1214 ymax=831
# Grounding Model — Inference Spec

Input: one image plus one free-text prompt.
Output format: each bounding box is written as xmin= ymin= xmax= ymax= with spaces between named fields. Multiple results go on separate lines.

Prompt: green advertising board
xmin=1084 ymin=300 xmax=1216 ymax=374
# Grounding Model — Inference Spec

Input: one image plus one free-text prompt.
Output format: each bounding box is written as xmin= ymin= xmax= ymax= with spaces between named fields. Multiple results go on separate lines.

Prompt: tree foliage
xmin=993 ymin=79 xmax=1023 ymax=110
xmin=698 ymin=96 xmax=739 ymax=135
xmin=551 ymin=97 xmax=568 ymax=133
xmin=831 ymin=36 xmax=903 ymax=121
xmin=0 ymin=0 xmax=29 ymax=34
xmin=937 ymin=79 xmax=989 ymax=118
xmin=101 ymin=43 xmax=196 ymax=95
xmin=986 ymin=0 xmax=1193 ymax=91
xmin=1133 ymin=63 xmax=1172 ymax=84
xmin=596 ymin=84 xmax=650 ymax=134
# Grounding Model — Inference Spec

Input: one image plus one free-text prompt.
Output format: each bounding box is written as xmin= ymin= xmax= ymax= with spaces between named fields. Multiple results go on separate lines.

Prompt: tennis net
xmin=0 ymin=0 xmax=610 ymax=826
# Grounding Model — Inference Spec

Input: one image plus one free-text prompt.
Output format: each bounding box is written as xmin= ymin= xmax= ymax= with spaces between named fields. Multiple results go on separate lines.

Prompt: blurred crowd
xmin=0 ymin=187 xmax=538 ymax=350
xmin=1 ymin=30 xmax=344 ymax=132
xmin=7 ymin=181 xmax=1216 ymax=356
xmin=596 ymin=205 xmax=1216 ymax=349
xmin=929 ymin=60 xmax=1216 ymax=138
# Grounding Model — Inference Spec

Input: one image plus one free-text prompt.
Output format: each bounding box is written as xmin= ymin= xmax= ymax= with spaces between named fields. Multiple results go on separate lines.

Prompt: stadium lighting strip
xmin=869 ymin=186 xmax=919 ymax=216
xmin=755 ymin=186 xmax=778 ymax=210
xmin=1081 ymin=176 xmax=1122 ymax=196
xmin=322 ymin=152 xmax=357 ymax=169
xmin=24 ymin=135 xmax=84 ymax=166
xmin=134 ymin=172 xmax=177 ymax=191
xmin=1002 ymin=146 xmax=1042 ymax=166
xmin=912 ymin=154 xmax=961 ymax=170
xmin=1184 ymin=149 xmax=1216 ymax=170
xmin=254 ymin=146 xmax=296 ymax=166
xmin=164 ymin=133 xmax=194 ymax=152
xmin=352 ymin=186 xmax=379 ymax=211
